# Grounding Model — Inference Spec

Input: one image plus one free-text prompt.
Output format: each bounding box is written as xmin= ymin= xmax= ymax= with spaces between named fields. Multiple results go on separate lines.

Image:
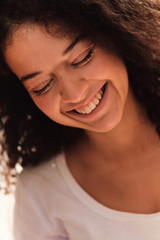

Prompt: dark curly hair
xmin=0 ymin=0 xmax=160 ymax=188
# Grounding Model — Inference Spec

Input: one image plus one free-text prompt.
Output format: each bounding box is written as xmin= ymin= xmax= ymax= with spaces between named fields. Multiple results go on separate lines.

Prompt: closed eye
xmin=32 ymin=78 xmax=54 ymax=97
xmin=71 ymin=43 xmax=95 ymax=68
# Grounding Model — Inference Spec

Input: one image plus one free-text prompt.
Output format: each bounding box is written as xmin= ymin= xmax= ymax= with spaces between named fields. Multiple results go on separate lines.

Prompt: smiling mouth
xmin=73 ymin=83 xmax=107 ymax=115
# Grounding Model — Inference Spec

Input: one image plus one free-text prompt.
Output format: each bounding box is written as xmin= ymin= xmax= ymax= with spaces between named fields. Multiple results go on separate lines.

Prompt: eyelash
xmin=32 ymin=44 xmax=95 ymax=97
xmin=32 ymin=79 xmax=54 ymax=96
xmin=71 ymin=44 xmax=95 ymax=68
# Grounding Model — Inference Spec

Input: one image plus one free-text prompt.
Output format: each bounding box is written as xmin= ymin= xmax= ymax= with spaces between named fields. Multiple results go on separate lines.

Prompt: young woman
xmin=0 ymin=0 xmax=160 ymax=239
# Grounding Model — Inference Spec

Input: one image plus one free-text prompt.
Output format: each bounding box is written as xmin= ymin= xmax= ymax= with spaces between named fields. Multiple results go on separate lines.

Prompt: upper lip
xmin=66 ymin=83 xmax=106 ymax=112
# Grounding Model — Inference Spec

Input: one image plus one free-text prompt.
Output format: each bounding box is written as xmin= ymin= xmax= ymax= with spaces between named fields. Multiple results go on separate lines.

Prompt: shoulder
xmin=14 ymin=153 xmax=69 ymax=239
xmin=18 ymin=153 xmax=62 ymax=182
xmin=14 ymin=152 xmax=70 ymax=217
xmin=16 ymin=152 xmax=67 ymax=198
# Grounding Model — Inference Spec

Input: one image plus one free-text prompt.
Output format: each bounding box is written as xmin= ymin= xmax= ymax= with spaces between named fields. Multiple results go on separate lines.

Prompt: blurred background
xmin=0 ymin=129 xmax=21 ymax=240
xmin=0 ymin=192 xmax=14 ymax=240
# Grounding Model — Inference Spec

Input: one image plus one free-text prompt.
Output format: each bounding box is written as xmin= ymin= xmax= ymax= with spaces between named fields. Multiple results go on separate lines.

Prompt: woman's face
xmin=4 ymin=25 xmax=129 ymax=133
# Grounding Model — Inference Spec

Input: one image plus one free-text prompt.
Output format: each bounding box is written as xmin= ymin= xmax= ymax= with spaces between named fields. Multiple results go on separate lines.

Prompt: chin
xmin=84 ymin=112 xmax=123 ymax=134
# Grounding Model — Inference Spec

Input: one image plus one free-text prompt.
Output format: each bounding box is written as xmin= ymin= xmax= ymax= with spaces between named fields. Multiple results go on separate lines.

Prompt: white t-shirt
xmin=14 ymin=152 xmax=160 ymax=240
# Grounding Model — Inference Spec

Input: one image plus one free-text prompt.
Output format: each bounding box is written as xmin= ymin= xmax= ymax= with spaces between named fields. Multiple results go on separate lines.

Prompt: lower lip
xmin=68 ymin=81 xmax=109 ymax=119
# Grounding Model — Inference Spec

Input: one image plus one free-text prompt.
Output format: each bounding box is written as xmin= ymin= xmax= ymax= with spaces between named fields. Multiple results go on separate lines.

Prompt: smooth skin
xmin=5 ymin=24 xmax=160 ymax=214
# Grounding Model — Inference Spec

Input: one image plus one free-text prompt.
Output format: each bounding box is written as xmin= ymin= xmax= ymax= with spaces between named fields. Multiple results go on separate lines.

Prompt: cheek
xmin=31 ymin=92 xmax=61 ymax=118
xmin=84 ymin=52 xmax=128 ymax=96
xmin=84 ymin=51 xmax=126 ymax=79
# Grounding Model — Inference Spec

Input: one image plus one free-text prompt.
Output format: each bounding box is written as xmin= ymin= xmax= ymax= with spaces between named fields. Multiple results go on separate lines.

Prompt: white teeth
xmin=93 ymin=98 xmax=99 ymax=105
xmin=74 ymin=85 xmax=105 ymax=114
xmin=84 ymin=107 xmax=92 ymax=114
xmin=81 ymin=110 xmax=85 ymax=114
xmin=99 ymin=89 xmax=103 ymax=95
xmin=89 ymin=101 xmax=96 ymax=110
xmin=80 ymin=110 xmax=84 ymax=114
xmin=96 ymin=93 xmax=102 ymax=100
xmin=76 ymin=109 xmax=82 ymax=114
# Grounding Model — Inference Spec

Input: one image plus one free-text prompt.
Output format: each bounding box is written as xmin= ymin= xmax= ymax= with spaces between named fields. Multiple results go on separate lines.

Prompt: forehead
xmin=5 ymin=24 xmax=72 ymax=56
xmin=4 ymin=24 xmax=73 ymax=77
xmin=6 ymin=23 xmax=72 ymax=44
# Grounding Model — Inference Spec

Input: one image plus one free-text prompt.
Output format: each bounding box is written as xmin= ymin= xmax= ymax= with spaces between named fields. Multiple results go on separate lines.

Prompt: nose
xmin=59 ymin=74 xmax=89 ymax=103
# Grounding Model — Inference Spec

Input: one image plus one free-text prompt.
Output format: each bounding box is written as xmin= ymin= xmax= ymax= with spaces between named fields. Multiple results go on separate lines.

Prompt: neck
xmin=66 ymin=90 xmax=160 ymax=171
xmin=65 ymin=91 xmax=160 ymax=215
xmin=84 ymin=91 xmax=160 ymax=166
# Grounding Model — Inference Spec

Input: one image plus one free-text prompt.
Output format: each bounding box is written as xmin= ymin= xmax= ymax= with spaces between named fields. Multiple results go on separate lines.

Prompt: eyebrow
xmin=20 ymin=71 xmax=42 ymax=82
xmin=63 ymin=35 xmax=84 ymax=55
xmin=20 ymin=35 xmax=84 ymax=82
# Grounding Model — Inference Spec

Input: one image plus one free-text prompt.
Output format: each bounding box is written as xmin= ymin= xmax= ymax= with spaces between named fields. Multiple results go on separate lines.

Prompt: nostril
xmin=66 ymin=82 xmax=107 ymax=114
xmin=61 ymin=87 xmax=88 ymax=103
xmin=60 ymin=78 xmax=89 ymax=102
